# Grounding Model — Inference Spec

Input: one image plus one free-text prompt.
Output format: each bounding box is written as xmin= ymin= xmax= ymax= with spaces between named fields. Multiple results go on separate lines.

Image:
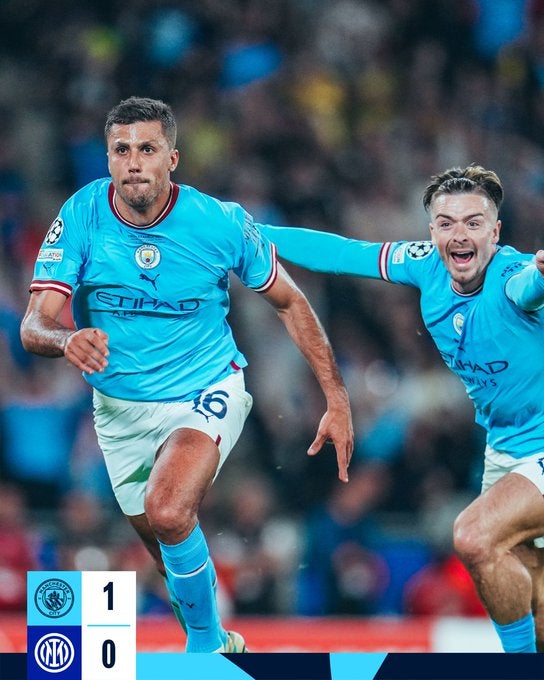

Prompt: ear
xmin=169 ymin=149 xmax=180 ymax=173
xmin=492 ymin=219 xmax=501 ymax=243
xmin=429 ymin=222 xmax=436 ymax=245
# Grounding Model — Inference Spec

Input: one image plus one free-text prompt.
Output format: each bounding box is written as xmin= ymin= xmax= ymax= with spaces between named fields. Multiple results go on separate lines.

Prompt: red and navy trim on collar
xmin=108 ymin=181 xmax=179 ymax=229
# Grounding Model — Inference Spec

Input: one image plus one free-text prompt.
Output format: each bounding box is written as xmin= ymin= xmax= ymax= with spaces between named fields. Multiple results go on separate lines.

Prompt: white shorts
xmin=92 ymin=371 xmax=253 ymax=516
xmin=482 ymin=445 xmax=544 ymax=548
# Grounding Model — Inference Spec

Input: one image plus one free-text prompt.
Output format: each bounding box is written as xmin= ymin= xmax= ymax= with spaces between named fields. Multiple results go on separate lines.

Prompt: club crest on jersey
xmin=135 ymin=244 xmax=161 ymax=269
xmin=44 ymin=218 xmax=64 ymax=245
xmin=453 ymin=312 xmax=465 ymax=335
xmin=406 ymin=241 xmax=433 ymax=260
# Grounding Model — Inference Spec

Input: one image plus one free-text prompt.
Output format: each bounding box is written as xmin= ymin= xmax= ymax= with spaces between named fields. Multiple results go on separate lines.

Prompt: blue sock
xmin=163 ymin=570 xmax=218 ymax=634
xmin=163 ymin=577 xmax=187 ymax=633
xmin=492 ymin=613 xmax=536 ymax=652
xmin=159 ymin=523 xmax=226 ymax=652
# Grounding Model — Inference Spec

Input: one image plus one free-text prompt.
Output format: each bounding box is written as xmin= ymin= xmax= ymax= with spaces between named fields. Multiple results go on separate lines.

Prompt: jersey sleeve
xmin=504 ymin=261 xmax=544 ymax=311
xmin=257 ymin=225 xmax=433 ymax=288
xmin=383 ymin=240 xmax=438 ymax=287
xmin=30 ymin=190 xmax=90 ymax=297
xmin=258 ymin=225 xmax=382 ymax=278
xmin=226 ymin=205 xmax=278 ymax=292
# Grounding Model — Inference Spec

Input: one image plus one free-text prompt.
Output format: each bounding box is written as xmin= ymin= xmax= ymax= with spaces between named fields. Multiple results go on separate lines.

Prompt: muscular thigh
xmin=467 ymin=472 xmax=544 ymax=549
xmin=146 ymin=428 xmax=221 ymax=518
xmin=482 ymin=447 xmax=544 ymax=548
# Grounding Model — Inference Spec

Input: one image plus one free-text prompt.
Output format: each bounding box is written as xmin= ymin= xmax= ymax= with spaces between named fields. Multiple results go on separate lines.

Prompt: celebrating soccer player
xmin=260 ymin=165 xmax=544 ymax=653
xmin=20 ymin=96 xmax=353 ymax=653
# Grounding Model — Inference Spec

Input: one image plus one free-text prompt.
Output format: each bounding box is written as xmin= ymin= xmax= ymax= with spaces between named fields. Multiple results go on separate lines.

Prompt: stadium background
xmin=0 ymin=0 xmax=542 ymax=654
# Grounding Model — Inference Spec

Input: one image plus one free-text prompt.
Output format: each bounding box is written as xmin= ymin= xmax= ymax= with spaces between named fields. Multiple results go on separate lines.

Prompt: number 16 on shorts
xmin=82 ymin=572 xmax=136 ymax=679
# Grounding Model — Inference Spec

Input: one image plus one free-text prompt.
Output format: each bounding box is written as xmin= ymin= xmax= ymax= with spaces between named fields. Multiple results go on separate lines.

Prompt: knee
xmin=453 ymin=510 xmax=491 ymax=567
xmin=145 ymin=495 xmax=196 ymax=544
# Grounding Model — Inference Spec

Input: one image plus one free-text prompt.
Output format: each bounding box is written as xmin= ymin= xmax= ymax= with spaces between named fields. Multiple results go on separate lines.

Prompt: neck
xmin=114 ymin=184 xmax=172 ymax=227
xmin=451 ymin=281 xmax=484 ymax=296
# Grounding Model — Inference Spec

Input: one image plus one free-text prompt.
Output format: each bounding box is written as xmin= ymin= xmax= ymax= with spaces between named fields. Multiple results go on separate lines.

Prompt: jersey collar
xmin=108 ymin=181 xmax=179 ymax=228
xmin=450 ymin=281 xmax=484 ymax=297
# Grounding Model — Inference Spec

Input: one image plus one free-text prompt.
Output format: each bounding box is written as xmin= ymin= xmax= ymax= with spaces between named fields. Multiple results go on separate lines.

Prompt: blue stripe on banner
xmin=330 ymin=653 xmax=387 ymax=680
xmin=137 ymin=652 xmax=256 ymax=680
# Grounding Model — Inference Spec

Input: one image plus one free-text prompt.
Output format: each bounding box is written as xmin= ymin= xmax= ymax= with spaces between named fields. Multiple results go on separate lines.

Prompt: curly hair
xmin=422 ymin=165 xmax=503 ymax=213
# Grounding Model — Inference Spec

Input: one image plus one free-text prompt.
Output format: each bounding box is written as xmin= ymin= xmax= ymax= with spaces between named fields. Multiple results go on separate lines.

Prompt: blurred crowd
xmin=1 ymin=0 xmax=543 ymax=620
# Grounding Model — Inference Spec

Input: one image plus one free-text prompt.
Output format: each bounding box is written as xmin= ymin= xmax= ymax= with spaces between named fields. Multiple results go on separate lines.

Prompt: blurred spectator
xmin=208 ymin=474 xmax=300 ymax=615
xmin=297 ymin=463 xmax=390 ymax=615
xmin=404 ymin=554 xmax=486 ymax=616
xmin=0 ymin=483 xmax=38 ymax=610
xmin=39 ymin=490 xmax=117 ymax=571
xmin=472 ymin=0 xmax=529 ymax=61
xmin=0 ymin=359 xmax=90 ymax=510
xmin=0 ymin=122 xmax=27 ymax=272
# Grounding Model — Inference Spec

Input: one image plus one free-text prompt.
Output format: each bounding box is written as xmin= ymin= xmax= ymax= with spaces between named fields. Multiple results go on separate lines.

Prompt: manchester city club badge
xmin=34 ymin=578 xmax=75 ymax=618
xmin=135 ymin=244 xmax=161 ymax=269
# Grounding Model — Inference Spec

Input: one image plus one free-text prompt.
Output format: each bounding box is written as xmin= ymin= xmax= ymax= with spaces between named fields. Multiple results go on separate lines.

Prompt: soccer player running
xmin=20 ymin=96 xmax=353 ymax=653
xmin=260 ymin=165 xmax=544 ymax=653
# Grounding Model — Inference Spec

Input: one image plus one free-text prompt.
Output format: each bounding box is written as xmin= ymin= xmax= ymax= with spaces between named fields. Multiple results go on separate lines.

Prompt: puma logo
xmin=139 ymin=273 xmax=160 ymax=290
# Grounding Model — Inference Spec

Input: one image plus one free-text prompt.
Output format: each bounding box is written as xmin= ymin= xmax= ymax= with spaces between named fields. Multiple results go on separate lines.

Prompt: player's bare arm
xmin=262 ymin=263 xmax=354 ymax=482
xmin=21 ymin=290 xmax=109 ymax=375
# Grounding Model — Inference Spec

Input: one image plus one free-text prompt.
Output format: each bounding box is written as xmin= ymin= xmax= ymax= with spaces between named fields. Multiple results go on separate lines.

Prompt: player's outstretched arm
xmin=258 ymin=224 xmax=383 ymax=279
xmin=20 ymin=290 xmax=109 ymax=375
xmin=505 ymin=250 xmax=544 ymax=312
xmin=262 ymin=264 xmax=354 ymax=482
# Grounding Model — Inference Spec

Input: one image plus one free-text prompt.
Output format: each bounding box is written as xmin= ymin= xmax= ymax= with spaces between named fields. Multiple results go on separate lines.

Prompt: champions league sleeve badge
xmin=406 ymin=241 xmax=434 ymax=259
xmin=44 ymin=218 xmax=64 ymax=246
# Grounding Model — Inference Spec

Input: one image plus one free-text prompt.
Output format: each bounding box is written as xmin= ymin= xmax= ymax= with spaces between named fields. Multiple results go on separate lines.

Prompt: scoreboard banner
xmin=4 ymin=648 xmax=544 ymax=679
xmin=0 ymin=571 xmax=541 ymax=679
xmin=27 ymin=571 xmax=135 ymax=679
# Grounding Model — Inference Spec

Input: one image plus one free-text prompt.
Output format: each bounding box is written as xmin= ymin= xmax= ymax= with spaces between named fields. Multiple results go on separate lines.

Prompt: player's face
xmin=107 ymin=121 xmax=179 ymax=219
xmin=429 ymin=192 xmax=501 ymax=294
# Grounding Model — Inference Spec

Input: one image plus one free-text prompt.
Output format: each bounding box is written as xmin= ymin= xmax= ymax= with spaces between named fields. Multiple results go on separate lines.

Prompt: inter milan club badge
xmin=34 ymin=632 xmax=76 ymax=673
xmin=34 ymin=578 xmax=75 ymax=618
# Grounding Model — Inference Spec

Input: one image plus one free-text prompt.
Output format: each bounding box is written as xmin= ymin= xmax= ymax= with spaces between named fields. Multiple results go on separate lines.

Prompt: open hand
xmin=64 ymin=328 xmax=109 ymax=374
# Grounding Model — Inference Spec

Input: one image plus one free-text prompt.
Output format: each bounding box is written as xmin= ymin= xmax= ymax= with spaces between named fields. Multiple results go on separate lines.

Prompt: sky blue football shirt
xmin=31 ymin=179 xmax=277 ymax=401
xmin=260 ymin=225 xmax=544 ymax=457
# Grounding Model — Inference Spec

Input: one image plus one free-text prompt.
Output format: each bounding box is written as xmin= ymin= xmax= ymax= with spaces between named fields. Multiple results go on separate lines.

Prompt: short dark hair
xmin=422 ymin=165 xmax=503 ymax=213
xmin=104 ymin=96 xmax=177 ymax=148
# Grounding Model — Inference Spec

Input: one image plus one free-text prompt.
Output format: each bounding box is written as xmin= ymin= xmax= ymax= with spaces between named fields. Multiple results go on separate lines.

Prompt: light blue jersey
xmin=31 ymin=179 xmax=278 ymax=401
xmin=260 ymin=225 xmax=544 ymax=457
